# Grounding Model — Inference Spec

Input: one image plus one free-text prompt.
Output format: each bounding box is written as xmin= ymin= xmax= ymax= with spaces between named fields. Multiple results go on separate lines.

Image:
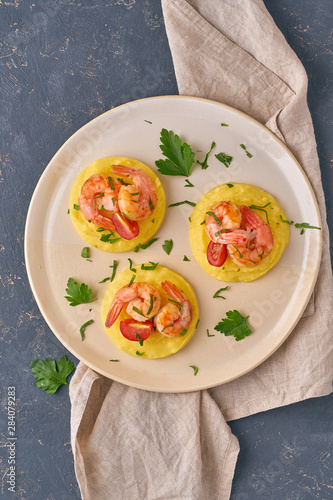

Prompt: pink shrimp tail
xmin=219 ymin=230 xmax=248 ymax=244
xmin=241 ymin=205 xmax=262 ymax=227
xmin=161 ymin=281 xmax=182 ymax=301
xmin=105 ymin=300 xmax=123 ymax=328
xmin=111 ymin=165 xmax=136 ymax=177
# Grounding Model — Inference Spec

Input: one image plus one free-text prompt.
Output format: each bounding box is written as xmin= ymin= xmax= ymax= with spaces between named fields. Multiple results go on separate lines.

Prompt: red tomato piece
xmin=119 ymin=319 xmax=153 ymax=342
xmin=206 ymin=240 xmax=227 ymax=267
xmin=112 ymin=212 xmax=139 ymax=240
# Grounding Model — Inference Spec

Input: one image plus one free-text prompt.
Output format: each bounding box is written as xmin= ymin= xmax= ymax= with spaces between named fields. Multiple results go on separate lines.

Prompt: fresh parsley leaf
xmin=214 ymin=310 xmax=252 ymax=341
xmin=134 ymin=238 xmax=158 ymax=253
xmin=162 ymin=239 xmax=173 ymax=255
xmin=215 ymin=152 xmax=232 ymax=167
xmin=29 ymin=355 xmax=74 ymax=395
xmin=189 ymin=365 xmax=198 ymax=376
xmin=65 ymin=278 xmax=96 ymax=306
xmin=197 ymin=141 xmax=215 ymax=169
xmin=240 ymin=144 xmax=253 ymax=158
xmin=155 ymin=129 xmax=195 ymax=176
xmin=81 ymin=247 xmax=89 ymax=259
xmin=168 ymin=200 xmax=196 ymax=208
xmin=80 ymin=319 xmax=94 ymax=341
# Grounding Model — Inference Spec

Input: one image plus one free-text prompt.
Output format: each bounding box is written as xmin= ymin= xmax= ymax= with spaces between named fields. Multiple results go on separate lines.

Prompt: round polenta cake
xmin=101 ymin=265 xmax=199 ymax=359
xmin=189 ymin=183 xmax=289 ymax=282
xmin=69 ymin=157 xmax=166 ymax=252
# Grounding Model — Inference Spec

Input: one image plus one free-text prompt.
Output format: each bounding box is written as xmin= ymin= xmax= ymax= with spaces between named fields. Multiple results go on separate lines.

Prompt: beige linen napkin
xmin=70 ymin=1 xmax=333 ymax=498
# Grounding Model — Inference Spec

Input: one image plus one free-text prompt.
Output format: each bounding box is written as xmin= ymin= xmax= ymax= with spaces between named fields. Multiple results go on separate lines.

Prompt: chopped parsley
xmin=184 ymin=179 xmax=194 ymax=187
xmin=108 ymin=176 xmax=115 ymax=190
xmin=215 ymin=152 xmax=232 ymax=168
xmin=240 ymin=144 xmax=253 ymax=158
xmin=183 ymin=255 xmax=190 ymax=261
xmin=79 ymin=319 xmax=94 ymax=341
xmin=213 ymin=286 xmax=229 ymax=299
xmin=189 ymin=365 xmax=198 ymax=376
xmin=295 ymin=222 xmax=321 ymax=234
xmin=134 ymin=238 xmax=158 ymax=253
xmin=73 ymin=204 xmax=80 ymax=211
xmin=81 ymin=247 xmax=89 ymax=259
xmin=128 ymin=258 xmax=136 ymax=272
xmin=162 ymin=239 xmax=173 ymax=255
xmin=197 ymin=141 xmax=215 ymax=169
xmin=206 ymin=211 xmax=221 ymax=225
xmin=136 ymin=333 xmax=144 ymax=346
xmin=141 ymin=261 xmax=159 ymax=271
xmin=168 ymin=200 xmax=196 ymax=208
xmin=249 ymin=203 xmax=271 ymax=224
xmin=128 ymin=274 xmax=136 ymax=287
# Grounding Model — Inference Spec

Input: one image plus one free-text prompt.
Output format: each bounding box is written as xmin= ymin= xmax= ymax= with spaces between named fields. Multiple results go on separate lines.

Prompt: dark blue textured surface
xmin=0 ymin=1 xmax=331 ymax=499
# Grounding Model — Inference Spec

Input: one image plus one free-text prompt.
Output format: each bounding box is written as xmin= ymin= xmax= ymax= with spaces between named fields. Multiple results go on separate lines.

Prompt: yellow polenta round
xmin=101 ymin=265 xmax=199 ymax=359
xmin=69 ymin=157 xmax=166 ymax=252
xmin=189 ymin=183 xmax=289 ymax=282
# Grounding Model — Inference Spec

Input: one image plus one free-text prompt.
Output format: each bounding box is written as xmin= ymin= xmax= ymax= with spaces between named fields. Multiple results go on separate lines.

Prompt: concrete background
xmin=0 ymin=0 xmax=332 ymax=498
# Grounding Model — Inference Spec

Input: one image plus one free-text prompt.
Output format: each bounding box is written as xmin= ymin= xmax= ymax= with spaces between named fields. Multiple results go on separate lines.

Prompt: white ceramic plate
xmin=24 ymin=96 xmax=322 ymax=392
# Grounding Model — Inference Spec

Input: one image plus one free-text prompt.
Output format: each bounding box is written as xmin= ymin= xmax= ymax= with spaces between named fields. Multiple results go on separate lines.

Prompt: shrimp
xmin=227 ymin=205 xmax=274 ymax=267
xmin=78 ymin=174 xmax=121 ymax=230
xmin=154 ymin=281 xmax=192 ymax=338
xmin=105 ymin=282 xmax=161 ymax=328
xmin=110 ymin=165 xmax=158 ymax=221
xmin=205 ymin=201 xmax=246 ymax=244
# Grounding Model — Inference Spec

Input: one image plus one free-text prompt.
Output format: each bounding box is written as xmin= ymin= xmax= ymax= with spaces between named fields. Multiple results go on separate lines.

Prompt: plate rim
xmin=24 ymin=95 xmax=323 ymax=392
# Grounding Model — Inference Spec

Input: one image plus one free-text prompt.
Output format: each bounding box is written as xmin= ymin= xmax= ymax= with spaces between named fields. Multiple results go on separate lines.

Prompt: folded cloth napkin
xmin=70 ymin=1 xmax=333 ymax=498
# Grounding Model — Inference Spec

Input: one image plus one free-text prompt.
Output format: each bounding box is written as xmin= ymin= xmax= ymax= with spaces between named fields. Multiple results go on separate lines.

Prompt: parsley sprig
xmin=29 ymin=355 xmax=75 ymax=394
xmin=155 ymin=129 xmax=195 ymax=176
xmin=65 ymin=278 xmax=96 ymax=306
xmin=215 ymin=310 xmax=252 ymax=341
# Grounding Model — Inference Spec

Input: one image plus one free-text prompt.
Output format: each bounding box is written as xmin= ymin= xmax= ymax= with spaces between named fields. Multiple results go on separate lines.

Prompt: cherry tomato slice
xmin=206 ymin=240 xmax=227 ymax=267
xmin=119 ymin=319 xmax=153 ymax=342
xmin=112 ymin=212 xmax=139 ymax=240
